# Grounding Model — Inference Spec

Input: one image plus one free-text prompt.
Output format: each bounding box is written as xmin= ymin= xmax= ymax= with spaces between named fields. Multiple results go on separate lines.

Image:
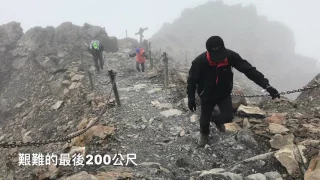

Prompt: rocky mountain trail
xmin=0 ymin=22 xmax=319 ymax=179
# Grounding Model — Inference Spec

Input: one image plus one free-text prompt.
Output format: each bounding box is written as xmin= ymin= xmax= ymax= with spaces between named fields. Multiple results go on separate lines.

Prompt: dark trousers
xmin=93 ymin=51 xmax=104 ymax=71
xmin=136 ymin=62 xmax=145 ymax=72
xmin=200 ymin=95 xmax=234 ymax=135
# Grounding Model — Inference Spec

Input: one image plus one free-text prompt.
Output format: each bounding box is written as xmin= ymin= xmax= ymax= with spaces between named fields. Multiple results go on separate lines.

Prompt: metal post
xmin=149 ymin=42 xmax=153 ymax=69
xmin=108 ymin=70 xmax=121 ymax=106
xmin=87 ymin=71 xmax=94 ymax=90
xmin=163 ymin=52 xmax=169 ymax=87
xmin=126 ymin=30 xmax=127 ymax=39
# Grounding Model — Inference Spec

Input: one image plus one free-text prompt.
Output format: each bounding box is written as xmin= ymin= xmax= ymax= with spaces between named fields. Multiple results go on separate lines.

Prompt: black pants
xmin=200 ymin=95 xmax=234 ymax=135
xmin=136 ymin=62 xmax=145 ymax=72
xmin=93 ymin=51 xmax=104 ymax=71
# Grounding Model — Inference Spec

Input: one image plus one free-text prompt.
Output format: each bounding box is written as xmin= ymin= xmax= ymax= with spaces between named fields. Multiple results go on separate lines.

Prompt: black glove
xmin=266 ymin=86 xmax=280 ymax=99
xmin=188 ymin=98 xmax=196 ymax=112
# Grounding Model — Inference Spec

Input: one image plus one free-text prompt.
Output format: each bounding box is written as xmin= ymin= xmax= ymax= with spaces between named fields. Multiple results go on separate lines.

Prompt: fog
xmin=0 ymin=0 xmax=320 ymax=67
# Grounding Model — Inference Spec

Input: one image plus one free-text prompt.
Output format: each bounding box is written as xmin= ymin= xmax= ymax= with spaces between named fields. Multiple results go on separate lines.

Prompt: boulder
xmin=274 ymin=144 xmax=307 ymax=178
xmin=237 ymin=105 xmax=266 ymax=118
xmin=270 ymin=134 xmax=294 ymax=149
xmin=304 ymin=156 xmax=320 ymax=180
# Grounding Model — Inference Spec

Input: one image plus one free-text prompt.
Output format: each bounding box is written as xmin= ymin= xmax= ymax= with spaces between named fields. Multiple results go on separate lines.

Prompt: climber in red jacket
xmin=129 ymin=47 xmax=148 ymax=72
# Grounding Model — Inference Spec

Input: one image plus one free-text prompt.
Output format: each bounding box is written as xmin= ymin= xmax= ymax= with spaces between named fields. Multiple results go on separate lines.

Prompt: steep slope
xmin=0 ymin=29 xmax=319 ymax=179
xmin=0 ymin=22 xmax=118 ymax=121
xmin=150 ymin=1 xmax=319 ymax=99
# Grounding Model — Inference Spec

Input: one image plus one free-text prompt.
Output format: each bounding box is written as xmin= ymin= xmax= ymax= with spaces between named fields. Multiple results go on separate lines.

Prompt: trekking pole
xmin=163 ymin=52 xmax=169 ymax=87
xmin=108 ymin=70 xmax=121 ymax=106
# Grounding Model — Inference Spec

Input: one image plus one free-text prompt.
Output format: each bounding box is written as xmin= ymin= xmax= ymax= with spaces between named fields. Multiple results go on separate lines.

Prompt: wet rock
xmin=95 ymin=167 xmax=133 ymax=180
xmin=264 ymin=171 xmax=283 ymax=180
xmin=225 ymin=123 xmax=242 ymax=132
xmin=301 ymin=123 xmax=320 ymax=134
xmin=89 ymin=66 xmax=96 ymax=72
xmin=268 ymin=123 xmax=289 ymax=134
xmin=86 ymin=93 xmax=95 ymax=102
xmin=237 ymin=105 xmax=266 ymax=118
xmin=176 ymin=158 xmax=192 ymax=168
xmin=69 ymin=82 xmax=77 ymax=90
xmin=244 ymin=173 xmax=266 ymax=180
xmin=37 ymin=164 xmax=61 ymax=180
xmin=160 ymin=109 xmax=182 ymax=118
xmin=265 ymin=113 xmax=286 ymax=125
xmin=52 ymin=100 xmax=64 ymax=110
xmin=274 ymin=144 xmax=307 ymax=177
xmin=293 ymin=112 xmax=305 ymax=119
xmin=180 ymin=130 xmax=186 ymax=137
xmin=71 ymin=74 xmax=84 ymax=82
xmin=58 ymin=171 xmax=97 ymax=180
xmin=22 ymin=134 xmax=32 ymax=143
xmin=232 ymin=89 xmax=247 ymax=111
xmin=147 ymin=70 xmax=158 ymax=78
xmin=304 ymin=155 xmax=320 ymax=180
xmin=190 ymin=114 xmax=199 ymax=122
xmin=176 ymin=72 xmax=188 ymax=83
xmin=48 ymin=81 xmax=62 ymax=95
xmin=243 ymin=118 xmax=251 ymax=128
xmin=183 ymin=98 xmax=189 ymax=110
xmin=63 ymin=88 xmax=69 ymax=95
xmin=61 ymin=80 xmax=71 ymax=86
xmin=75 ymin=82 xmax=83 ymax=89
xmin=270 ymin=134 xmax=294 ymax=149
xmin=147 ymin=88 xmax=162 ymax=94
xmin=197 ymin=168 xmax=243 ymax=179
xmin=67 ymin=146 xmax=86 ymax=157
xmin=70 ymin=125 xmax=115 ymax=146
xmin=153 ymin=102 xmax=173 ymax=110
xmin=133 ymin=84 xmax=147 ymax=91
xmin=299 ymin=139 xmax=320 ymax=148
xmin=236 ymin=129 xmax=258 ymax=146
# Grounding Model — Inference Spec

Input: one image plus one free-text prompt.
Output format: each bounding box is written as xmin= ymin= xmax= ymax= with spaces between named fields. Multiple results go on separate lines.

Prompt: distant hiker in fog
xmin=88 ymin=40 xmax=104 ymax=73
xmin=129 ymin=47 xmax=148 ymax=72
xmin=187 ymin=36 xmax=280 ymax=147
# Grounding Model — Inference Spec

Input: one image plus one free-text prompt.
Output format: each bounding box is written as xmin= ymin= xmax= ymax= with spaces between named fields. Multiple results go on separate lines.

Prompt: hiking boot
xmin=198 ymin=133 xmax=209 ymax=147
xmin=215 ymin=123 xmax=226 ymax=132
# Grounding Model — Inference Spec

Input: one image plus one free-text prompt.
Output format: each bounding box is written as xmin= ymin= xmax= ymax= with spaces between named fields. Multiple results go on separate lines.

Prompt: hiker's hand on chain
xmin=188 ymin=98 xmax=196 ymax=112
xmin=266 ymin=86 xmax=280 ymax=99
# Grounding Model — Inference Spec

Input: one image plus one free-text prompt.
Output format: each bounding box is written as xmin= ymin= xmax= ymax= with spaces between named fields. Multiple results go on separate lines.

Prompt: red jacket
xmin=136 ymin=48 xmax=146 ymax=63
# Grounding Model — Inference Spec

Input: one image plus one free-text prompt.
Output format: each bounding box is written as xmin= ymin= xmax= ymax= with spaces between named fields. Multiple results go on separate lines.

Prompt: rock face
xmin=150 ymin=1 xmax=319 ymax=99
xmin=0 ymin=22 xmax=24 ymax=93
xmin=296 ymin=73 xmax=320 ymax=114
xmin=0 ymin=21 xmax=118 ymax=116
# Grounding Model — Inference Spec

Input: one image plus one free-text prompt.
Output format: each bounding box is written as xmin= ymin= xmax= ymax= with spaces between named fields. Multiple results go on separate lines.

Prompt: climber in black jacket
xmin=88 ymin=40 xmax=104 ymax=73
xmin=187 ymin=36 xmax=280 ymax=147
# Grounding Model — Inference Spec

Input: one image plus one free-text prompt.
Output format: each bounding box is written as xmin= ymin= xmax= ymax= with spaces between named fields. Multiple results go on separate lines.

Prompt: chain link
xmin=231 ymin=84 xmax=319 ymax=97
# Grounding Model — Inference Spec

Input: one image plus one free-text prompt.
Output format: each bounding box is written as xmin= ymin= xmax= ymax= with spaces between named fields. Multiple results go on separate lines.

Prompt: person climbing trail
xmin=88 ymin=40 xmax=104 ymax=73
xmin=129 ymin=47 xmax=148 ymax=72
xmin=187 ymin=36 xmax=280 ymax=147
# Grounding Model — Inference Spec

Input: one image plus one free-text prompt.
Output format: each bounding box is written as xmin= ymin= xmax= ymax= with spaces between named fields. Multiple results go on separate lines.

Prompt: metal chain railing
xmin=166 ymin=62 xmax=320 ymax=98
xmin=231 ymin=84 xmax=319 ymax=97
xmin=0 ymin=86 xmax=114 ymax=149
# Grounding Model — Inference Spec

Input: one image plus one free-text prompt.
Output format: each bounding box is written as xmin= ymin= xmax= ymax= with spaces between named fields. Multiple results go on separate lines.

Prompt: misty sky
xmin=1 ymin=0 xmax=320 ymax=64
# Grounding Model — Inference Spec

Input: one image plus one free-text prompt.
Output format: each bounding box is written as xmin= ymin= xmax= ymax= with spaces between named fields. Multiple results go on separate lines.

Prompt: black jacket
xmin=187 ymin=49 xmax=270 ymax=100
